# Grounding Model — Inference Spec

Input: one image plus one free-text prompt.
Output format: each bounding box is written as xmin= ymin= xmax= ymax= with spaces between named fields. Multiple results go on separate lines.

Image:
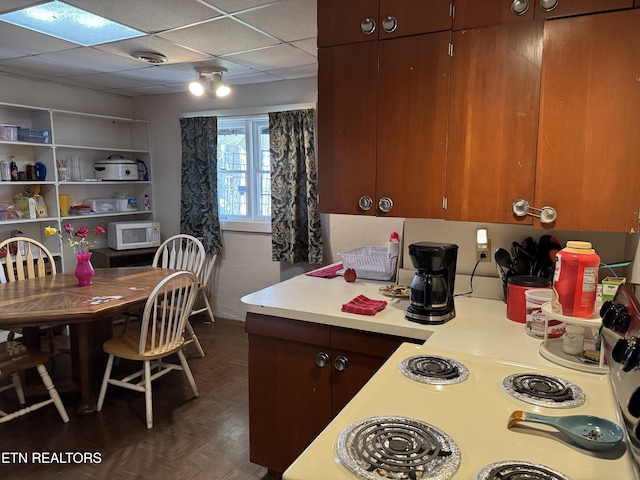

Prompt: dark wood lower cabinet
xmin=245 ymin=313 xmax=421 ymax=473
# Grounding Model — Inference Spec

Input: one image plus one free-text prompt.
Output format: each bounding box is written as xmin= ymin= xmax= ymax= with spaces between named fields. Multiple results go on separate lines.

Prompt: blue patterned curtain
xmin=179 ymin=117 xmax=222 ymax=254
xmin=269 ymin=109 xmax=323 ymax=264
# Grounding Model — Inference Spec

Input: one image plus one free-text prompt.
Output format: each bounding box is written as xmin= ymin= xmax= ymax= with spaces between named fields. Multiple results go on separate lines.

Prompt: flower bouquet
xmin=45 ymin=224 xmax=105 ymax=286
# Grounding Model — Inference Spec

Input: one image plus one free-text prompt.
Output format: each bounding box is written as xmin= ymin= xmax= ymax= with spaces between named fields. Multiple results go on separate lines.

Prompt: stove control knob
xmin=617 ymin=312 xmax=632 ymax=334
xmin=628 ymin=387 xmax=640 ymax=418
xmin=334 ymin=355 xmax=349 ymax=372
xmin=315 ymin=352 xmax=330 ymax=368
xmin=612 ymin=338 xmax=628 ymax=363
xmin=612 ymin=337 xmax=640 ymax=372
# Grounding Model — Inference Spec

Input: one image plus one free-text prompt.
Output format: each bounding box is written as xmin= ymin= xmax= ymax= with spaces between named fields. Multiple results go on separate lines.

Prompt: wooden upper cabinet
xmin=533 ymin=0 xmax=634 ymax=19
xmin=535 ymin=9 xmax=640 ymax=232
xmin=317 ymin=0 xmax=379 ymax=48
xmin=376 ymin=32 xmax=450 ymax=218
xmin=318 ymin=0 xmax=451 ymax=47
xmin=317 ymin=42 xmax=378 ymax=215
xmin=446 ymin=21 xmax=543 ymax=224
xmin=453 ymin=0 xmax=534 ymax=30
xmin=379 ymin=0 xmax=452 ymax=39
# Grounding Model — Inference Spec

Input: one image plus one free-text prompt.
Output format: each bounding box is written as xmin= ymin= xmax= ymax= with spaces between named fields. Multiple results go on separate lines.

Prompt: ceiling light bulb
xmin=189 ymin=75 xmax=206 ymax=96
xmin=211 ymin=73 xmax=231 ymax=97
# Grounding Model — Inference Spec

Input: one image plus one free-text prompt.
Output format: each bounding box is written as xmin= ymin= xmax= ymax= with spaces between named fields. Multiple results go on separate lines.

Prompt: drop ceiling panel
xmin=0 ymin=55 xmax=98 ymax=78
xmin=201 ymin=0 xmax=278 ymax=14
xmin=237 ymin=0 xmax=317 ymax=42
xmin=158 ymin=17 xmax=278 ymax=56
xmin=224 ymin=44 xmax=316 ymax=70
xmin=33 ymin=47 xmax=146 ymax=73
xmin=0 ymin=22 xmax=77 ymax=55
xmin=94 ymin=36 xmax=211 ymax=64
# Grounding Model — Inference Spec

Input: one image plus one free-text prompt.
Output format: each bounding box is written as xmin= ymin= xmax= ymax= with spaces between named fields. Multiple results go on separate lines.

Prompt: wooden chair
xmin=153 ymin=234 xmax=207 ymax=357
xmin=97 ymin=271 xmax=200 ymax=429
xmin=189 ymin=253 xmax=217 ymax=324
xmin=0 ymin=237 xmax=66 ymax=355
xmin=0 ymin=342 xmax=69 ymax=424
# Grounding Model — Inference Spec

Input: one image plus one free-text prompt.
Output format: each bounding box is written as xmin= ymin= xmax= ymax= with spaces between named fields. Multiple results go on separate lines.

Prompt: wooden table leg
xmin=70 ymin=318 xmax=114 ymax=416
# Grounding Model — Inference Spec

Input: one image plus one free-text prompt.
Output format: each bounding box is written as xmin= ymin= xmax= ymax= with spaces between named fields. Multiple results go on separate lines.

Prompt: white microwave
xmin=107 ymin=221 xmax=161 ymax=250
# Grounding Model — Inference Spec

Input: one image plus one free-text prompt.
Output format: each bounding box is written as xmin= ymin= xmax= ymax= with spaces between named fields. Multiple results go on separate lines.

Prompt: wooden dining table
xmin=0 ymin=266 xmax=177 ymax=415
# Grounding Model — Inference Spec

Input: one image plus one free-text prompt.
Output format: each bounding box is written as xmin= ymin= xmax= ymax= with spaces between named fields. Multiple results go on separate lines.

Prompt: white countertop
xmin=241 ymin=272 xmax=557 ymax=367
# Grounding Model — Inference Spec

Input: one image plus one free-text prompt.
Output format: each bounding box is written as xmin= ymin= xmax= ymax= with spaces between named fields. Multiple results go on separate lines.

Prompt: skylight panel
xmin=0 ymin=1 xmax=145 ymax=47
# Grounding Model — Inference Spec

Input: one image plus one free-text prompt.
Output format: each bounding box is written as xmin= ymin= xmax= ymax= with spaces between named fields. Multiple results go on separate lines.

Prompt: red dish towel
xmin=342 ymin=295 xmax=388 ymax=316
xmin=305 ymin=263 xmax=344 ymax=278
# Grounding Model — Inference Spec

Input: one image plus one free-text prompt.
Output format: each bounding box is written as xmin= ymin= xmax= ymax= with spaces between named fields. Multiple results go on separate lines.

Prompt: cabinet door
xmin=446 ymin=21 xmax=543 ymax=223
xmin=317 ymin=42 xmax=378 ymax=215
xmin=317 ymin=0 xmax=379 ymax=47
xmin=453 ymin=0 xmax=534 ymax=30
xmin=330 ymin=327 xmax=419 ymax=416
xmin=534 ymin=0 xmax=633 ymax=19
xmin=246 ymin=314 xmax=332 ymax=473
xmin=535 ymin=9 xmax=640 ymax=232
xmin=376 ymin=31 xmax=450 ymax=218
xmin=380 ymin=0 xmax=452 ymax=38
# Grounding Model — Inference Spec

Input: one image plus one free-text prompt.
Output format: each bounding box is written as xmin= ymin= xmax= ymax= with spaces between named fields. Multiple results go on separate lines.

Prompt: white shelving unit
xmin=539 ymin=302 xmax=607 ymax=374
xmin=0 ymin=102 xmax=153 ymax=273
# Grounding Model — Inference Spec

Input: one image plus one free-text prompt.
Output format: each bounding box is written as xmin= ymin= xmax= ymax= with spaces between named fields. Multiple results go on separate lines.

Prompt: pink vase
xmin=75 ymin=252 xmax=94 ymax=287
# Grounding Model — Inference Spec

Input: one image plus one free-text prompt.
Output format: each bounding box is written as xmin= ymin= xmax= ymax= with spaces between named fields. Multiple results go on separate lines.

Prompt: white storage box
xmin=338 ymin=246 xmax=398 ymax=281
xmin=83 ymin=198 xmax=119 ymax=214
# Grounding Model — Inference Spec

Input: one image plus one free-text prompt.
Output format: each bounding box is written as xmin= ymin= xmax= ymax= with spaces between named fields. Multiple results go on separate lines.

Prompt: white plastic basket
xmin=338 ymin=246 xmax=398 ymax=281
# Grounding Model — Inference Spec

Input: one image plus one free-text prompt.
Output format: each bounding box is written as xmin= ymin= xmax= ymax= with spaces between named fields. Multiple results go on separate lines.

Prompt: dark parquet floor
xmin=0 ymin=317 xmax=279 ymax=480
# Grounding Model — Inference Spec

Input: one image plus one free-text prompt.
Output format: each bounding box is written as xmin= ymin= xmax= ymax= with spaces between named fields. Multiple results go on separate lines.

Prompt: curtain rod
xmin=181 ymin=102 xmax=316 ymax=119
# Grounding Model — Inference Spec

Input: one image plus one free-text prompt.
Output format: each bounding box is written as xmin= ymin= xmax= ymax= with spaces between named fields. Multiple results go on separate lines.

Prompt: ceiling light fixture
xmin=188 ymin=68 xmax=231 ymax=98
xmin=0 ymin=0 xmax=144 ymax=46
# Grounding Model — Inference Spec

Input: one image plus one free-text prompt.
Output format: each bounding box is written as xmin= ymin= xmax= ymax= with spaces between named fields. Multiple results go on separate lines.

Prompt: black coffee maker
xmin=405 ymin=242 xmax=459 ymax=324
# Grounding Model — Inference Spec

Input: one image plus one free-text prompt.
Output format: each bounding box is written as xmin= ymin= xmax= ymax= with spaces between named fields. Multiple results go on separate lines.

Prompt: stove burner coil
xmin=399 ymin=355 xmax=469 ymax=385
xmin=337 ymin=416 xmax=461 ymax=480
xmin=476 ymin=460 xmax=571 ymax=480
xmin=503 ymin=373 xmax=585 ymax=408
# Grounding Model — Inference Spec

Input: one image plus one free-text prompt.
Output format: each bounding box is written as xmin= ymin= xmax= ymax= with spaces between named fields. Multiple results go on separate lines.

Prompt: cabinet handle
xmin=512 ymin=199 xmax=556 ymax=224
xmin=358 ymin=195 xmax=373 ymax=211
xmin=378 ymin=197 xmax=393 ymax=213
xmin=334 ymin=355 xmax=349 ymax=372
xmin=315 ymin=352 xmax=330 ymax=368
xmin=539 ymin=0 xmax=558 ymax=12
xmin=381 ymin=16 xmax=397 ymax=33
xmin=510 ymin=0 xmax=529 ymax=15
xmin=360 ymin=18 xmax=376 ymax=35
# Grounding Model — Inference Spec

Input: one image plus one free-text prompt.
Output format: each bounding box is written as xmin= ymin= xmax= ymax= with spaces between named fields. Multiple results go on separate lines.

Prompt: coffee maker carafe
xmin=405 ymin=242 xmax=458 ymax=324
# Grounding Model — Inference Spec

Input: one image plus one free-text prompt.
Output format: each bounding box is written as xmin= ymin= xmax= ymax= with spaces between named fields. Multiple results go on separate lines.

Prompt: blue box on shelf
xmin=17 ymin=127 xmax=50 ymax=144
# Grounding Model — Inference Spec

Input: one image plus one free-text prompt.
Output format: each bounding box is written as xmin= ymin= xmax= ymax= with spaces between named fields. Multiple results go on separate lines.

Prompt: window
xmin=217 ymin=116 xmax=271 ymax=231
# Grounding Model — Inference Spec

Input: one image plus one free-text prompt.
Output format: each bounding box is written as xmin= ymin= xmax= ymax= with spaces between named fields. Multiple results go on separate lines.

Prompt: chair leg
xmin=185 ymin=321 xmax=205 ymax=357
xmin=36 ymin=364 xmax=69 ymax=423
xmin=144 ymin=360 xmax=153 ymax=429
xmin=202 ymin=293 xmax=215 ymax=323
xmin=97 ymin=354 xmax=115 ymax=412
xmin=177 ymin=350 xmax=199 ymax=398
xmin=11 ymin=373 xmax=25 ymax=405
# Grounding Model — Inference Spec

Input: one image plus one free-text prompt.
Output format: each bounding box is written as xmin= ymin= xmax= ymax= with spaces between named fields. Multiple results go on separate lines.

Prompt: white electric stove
xmin=283 ymin=343 xmax=637 ymax=480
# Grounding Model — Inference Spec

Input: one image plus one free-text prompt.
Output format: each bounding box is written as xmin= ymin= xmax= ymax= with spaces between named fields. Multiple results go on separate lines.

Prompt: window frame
xmin=217 ymin=115 xmax=271 ymax=233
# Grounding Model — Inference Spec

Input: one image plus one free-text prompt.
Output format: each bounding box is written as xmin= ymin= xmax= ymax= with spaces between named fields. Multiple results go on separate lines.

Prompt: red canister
xmin=506 ymin=275 xmax=552 ymax=323
xmin=552 ymin=241 xmax=600 ymax=318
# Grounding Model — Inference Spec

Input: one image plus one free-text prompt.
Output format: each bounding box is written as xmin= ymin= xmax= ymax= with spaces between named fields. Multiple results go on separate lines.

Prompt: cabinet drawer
xmin=245 ymin=313 xmax=331 ymax=346
xmin=534 ymin=0 xmax=633 ymax=19
xmin=331 ymin=326 xmax=421 ymax=357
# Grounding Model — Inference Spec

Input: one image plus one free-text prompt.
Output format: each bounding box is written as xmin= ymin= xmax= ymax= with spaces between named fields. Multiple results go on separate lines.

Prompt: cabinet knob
xmin=334 ymin=355 xmax=349 ymax=371
xmin=381 ymin=16 xmax=397 ymax=33
xmin=539 ymin=0 xmax=558 ymax=12
xmin=512 ymin=199 xmax=556 ymax=224
xmin=358 ymin=195 xmax=373 ymax=211
xmin=315 ymin=352 xmax=330 ymax=368
xmin=360 ymin=18 xmax=376 ymax=35
xmin=510 ymin=0 xmax=529 ymax=15
xmin=378 ymin=197 xmax=393 ymax=213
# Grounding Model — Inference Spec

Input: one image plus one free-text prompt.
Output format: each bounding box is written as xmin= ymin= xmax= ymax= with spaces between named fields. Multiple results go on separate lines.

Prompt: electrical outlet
xmin=476 ymin=239 xmax=491 ymax=263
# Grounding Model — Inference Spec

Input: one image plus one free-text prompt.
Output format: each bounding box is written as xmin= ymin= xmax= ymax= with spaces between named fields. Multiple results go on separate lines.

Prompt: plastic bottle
xmin=551 ymin=241 xmax=600 ymax=318
xmin=387 ymin=231 xmax=400 ymax=257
